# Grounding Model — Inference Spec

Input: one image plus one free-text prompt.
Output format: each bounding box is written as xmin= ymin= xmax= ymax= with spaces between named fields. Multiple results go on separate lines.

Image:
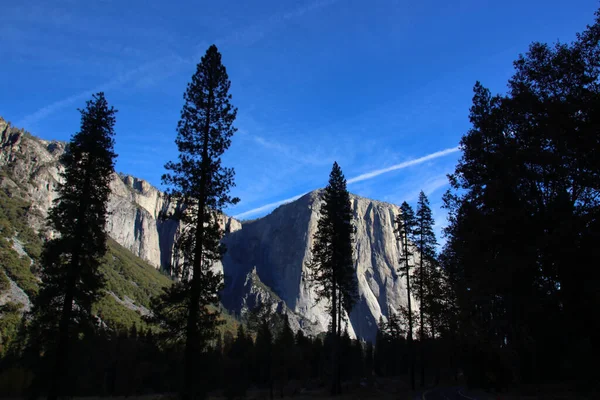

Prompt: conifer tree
xmin=149 ymin=44 xmax=239 ymax=400
xmin=413 ymin=191 xmax=437 ymax=387
xmin=441 ymin=9 xmax=600 ymax=385
xmin=306 ymin=162 xmax=357 ymax=395
xmin=274 ymin=314 xmax=296 ymax=396
xmin=396 ymin=201 xmax=416 ymax=390
xmin=365 ymin=341 xmax=374 ymax=385
xmin=29 ymin=92 xmax=117 ymax=400
xmin=255 ymin=319 xmax=274 ymax=399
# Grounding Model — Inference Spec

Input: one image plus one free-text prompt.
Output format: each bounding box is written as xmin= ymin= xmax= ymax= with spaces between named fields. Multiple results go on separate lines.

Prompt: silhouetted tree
xmin=149 ymin=44 xmax=239 ymax=399
xmin=306 ymin=162 xmax=357 ymax=395
xmin=396 ymin=201 xmax=416 ymax=390
xmin=295 ymin=330 xmax=312 ymax=386
xmin=374 ymin=313 xmax=408 ymax=377
xmin=223 ymin=325 xmax=253 ymax=398
xmin=365 ymin=341 xmax=374 ymax=386
xmin=255 ymin=319 xmax=274 ymax=399
xmin=442 ymin=8 xmax=600 ymax=389
xmin=273 ymin=315 xmax=295 ymax=397
xmin=28 ymin=92 xmax=117 ymax=400
xmin=413 ymin=191 xmax=437 ymax=387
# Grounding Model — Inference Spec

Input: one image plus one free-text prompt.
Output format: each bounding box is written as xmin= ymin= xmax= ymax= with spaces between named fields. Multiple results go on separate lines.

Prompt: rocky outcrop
xmin=0 ymin=274 xmax=32 ymax=311
xmin=237 ymin=267 xmax=321 ymax=336
xmin=1 ymin=117 xmax=417 ymax=342
xmin=220 ymin=190 xmax=418 ymax=342
xmin=1 ymin=117 xmax=214 ymax=269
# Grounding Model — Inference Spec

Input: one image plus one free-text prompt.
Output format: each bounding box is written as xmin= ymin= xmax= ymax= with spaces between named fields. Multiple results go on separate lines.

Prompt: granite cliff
xmin=0 ymin=117 xmax=417 ymax=342
xmin=221 ymin=190 xmax=418 ymax=342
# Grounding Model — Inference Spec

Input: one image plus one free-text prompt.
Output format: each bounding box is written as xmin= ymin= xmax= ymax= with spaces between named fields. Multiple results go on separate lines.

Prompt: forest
xmin=0 ymin=6 xmax=599 ymax=400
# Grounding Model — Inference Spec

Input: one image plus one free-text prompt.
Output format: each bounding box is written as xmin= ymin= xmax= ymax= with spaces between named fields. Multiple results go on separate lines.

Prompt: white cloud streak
xmin=347 ymin=146 xmax=460 ymax=184
xmin=233 ymin=146 xmax=459 ymax=219
xmin=16 ymin=55 xmax=183 ymax=128
xmin=404 ymin=174 xmax=451 ymax=202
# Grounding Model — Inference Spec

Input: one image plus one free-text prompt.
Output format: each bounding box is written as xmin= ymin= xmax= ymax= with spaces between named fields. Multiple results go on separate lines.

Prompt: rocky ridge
xmin=0 ymin=117 xmax=417 ymax=342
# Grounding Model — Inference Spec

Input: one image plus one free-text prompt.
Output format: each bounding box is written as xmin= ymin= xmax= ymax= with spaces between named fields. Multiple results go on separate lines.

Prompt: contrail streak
xmin=347 ymin=146 xmax=459 ymax=184
xmin=233 ymin=146 xmax=460 ymax=219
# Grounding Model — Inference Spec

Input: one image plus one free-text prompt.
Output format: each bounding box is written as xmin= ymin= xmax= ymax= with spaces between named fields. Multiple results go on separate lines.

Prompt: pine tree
xmin=306 ymin=162 xmax=357 ymax=395
xmin=149 ymin=44 xmax=239 ymax=400
xmin=28 ymin=92 xmax=117 ymax=400
xmin=273 ymin=315 xmax=296 ymax=396
xmin=395 ymin=201 xmax=416 ymax=390
xmin=295 ymin=330 xmax=312 ymax=385
xmin=255 ymin=319 xmax=274 ymax=399
xmin=365 ymin=341 xmax=374 ymax=385
xmin=374 ymin=318 xmax=387 ymax=376
xmin=413 ymin=191 xmax=437 ymax=387
xmin=441 ymin=9 xmax=600 ymax=386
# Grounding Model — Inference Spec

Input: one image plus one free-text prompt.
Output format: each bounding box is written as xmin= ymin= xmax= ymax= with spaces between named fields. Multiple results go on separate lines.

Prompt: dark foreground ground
xmin=419 ymin=383 xmax=597 ymax=400
xmin=3 ymin=379 xmax=595 ymax=400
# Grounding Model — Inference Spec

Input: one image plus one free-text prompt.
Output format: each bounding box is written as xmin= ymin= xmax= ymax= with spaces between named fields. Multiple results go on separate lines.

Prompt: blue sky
xmin=2 ymin=0 xmax=598 ymax=241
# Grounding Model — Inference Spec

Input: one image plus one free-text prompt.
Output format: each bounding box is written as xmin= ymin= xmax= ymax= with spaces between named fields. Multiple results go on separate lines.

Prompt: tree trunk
xmin=404 ymin=234 xmax=415 ymax=391
xmin=337 ymin=287 xmax=342 ymax=394
xmin=419 ymin=245 xmax=425 ymax=388
xmin=47 ymin=252 xmax=79 ymax=400
xmin=431 ymin=314 xmax=439 ymax=384
xmin=183 ymin=204 xmax=206 ymax=399
xmin=331 ymin=280 xmax=338 ymax=396
xmin=48 ymin=171 xmax=91 ymax=400
xmin=183 ymin=105 xmax=211 ymax=400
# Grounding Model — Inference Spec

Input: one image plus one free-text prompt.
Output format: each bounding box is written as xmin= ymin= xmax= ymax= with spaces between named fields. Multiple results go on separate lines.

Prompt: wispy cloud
xmin=16 ymin=0 xmax=339 ymax=129
xmin=347 ymin=146 xmax=460 ymax=184
xmin=404 ymin=174 xmax=451 ymax=202
xmin=16 ymin=55 xmax=184 ymax=128
xmin=245 ymin=133 xmax=333 ymax=166
xmin=234 ymin=193 xmax=306 ymax=219
xmin=233 ymin=146 xmax=459 ymax=219
xmin=218 ymin=0 xmax=340 ymax=47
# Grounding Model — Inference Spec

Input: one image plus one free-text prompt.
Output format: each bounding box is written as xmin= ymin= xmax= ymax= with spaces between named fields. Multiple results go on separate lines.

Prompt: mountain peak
xmin=1 ymin=121 xmax=415 ymax=342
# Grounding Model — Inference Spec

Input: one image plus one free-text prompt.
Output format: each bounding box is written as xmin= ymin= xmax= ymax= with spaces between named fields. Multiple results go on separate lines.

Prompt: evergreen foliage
xmin=273 ymin=315 xmax=296 ymax=396
xmin=1 ymin=6 xmax=599 ymax=399
xmin=441 ymin=9 xmax=600 ymax=390
xmin=395 ymin=201 xmax=416 ymax=390
xmin=29 ymin=92 xmax=117 ymax=400
xmin=149 ymin=44 xmax=239 ymax=400
xmin=306 ymin=162 xmax=357 ymax=395
xmin=412 ymin=191 xmax=437 ymax=387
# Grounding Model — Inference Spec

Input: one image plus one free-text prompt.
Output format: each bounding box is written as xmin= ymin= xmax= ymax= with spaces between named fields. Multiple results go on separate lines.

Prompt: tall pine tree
xmin=149 ymin=44 xmax=239 ymax=400
xmin=395 ymin=201 xmax=416 ymax=390
xmin=29 ymin=92 xmax=117 ymax=400
xmin=413 ymin=191 xmax=437 ymax=387
xmin=442 ymin=9 xmax=600 ymax=386
xmin=306 ymin=162 xmax=357 ymax=395
xmin=254 ymin=319 xmax=274 ymax=399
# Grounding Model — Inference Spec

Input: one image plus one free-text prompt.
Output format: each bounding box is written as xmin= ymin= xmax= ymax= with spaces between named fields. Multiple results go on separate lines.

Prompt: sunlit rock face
xmin=221 ymin=190 xmax=419 ymax=342
xmin=0 ymin=118 xmax=183 ymax=268
xmin=1 ymin=117 xmax=418 ymax=342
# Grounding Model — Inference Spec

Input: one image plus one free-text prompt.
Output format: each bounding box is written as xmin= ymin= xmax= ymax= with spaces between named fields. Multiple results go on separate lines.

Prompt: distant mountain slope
xmin=0 ymin=168 xmax=171 ymax=330
xmin=221 ymin=190 xmax=418 ymax=342
xmin=1 ymin=116 xmax=418 ymax=342
xmin=1 ymin=117 xmax=242 ymax=269
xmin=0 ymin=117 xmax=239 ymax=336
